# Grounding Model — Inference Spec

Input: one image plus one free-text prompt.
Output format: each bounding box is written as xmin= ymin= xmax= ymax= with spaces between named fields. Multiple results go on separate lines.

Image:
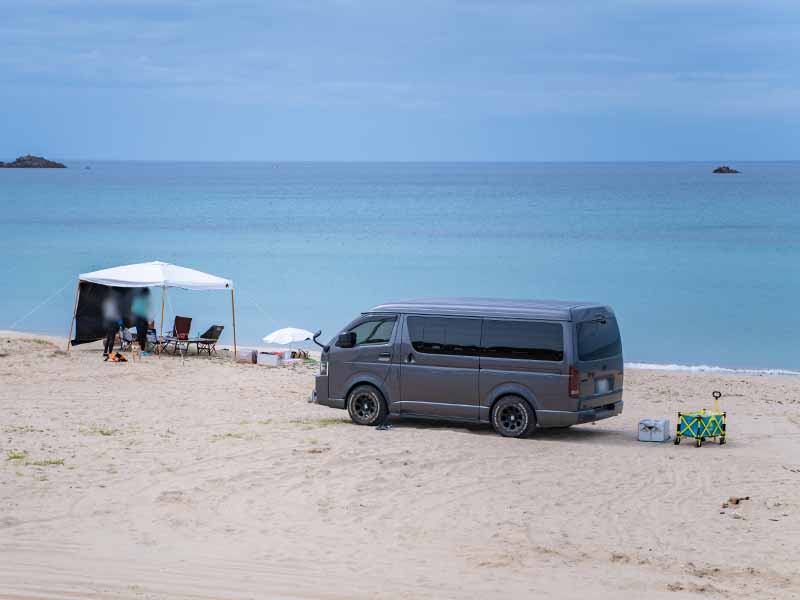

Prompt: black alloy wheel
xmin=492 ymin=396 xmax=535 ymax=438
xmin=347 ymin=385 xmax=388 ymax=426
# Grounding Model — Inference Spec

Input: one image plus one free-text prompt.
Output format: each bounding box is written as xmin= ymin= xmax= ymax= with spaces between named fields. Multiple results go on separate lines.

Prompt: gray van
xmin=310 ymin=298 xmax=623 ymax=438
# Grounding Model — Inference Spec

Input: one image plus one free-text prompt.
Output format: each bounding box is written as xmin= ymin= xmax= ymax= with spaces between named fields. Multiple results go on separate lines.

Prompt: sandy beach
xmin=1 ymin=330 xmax=799 ymax=599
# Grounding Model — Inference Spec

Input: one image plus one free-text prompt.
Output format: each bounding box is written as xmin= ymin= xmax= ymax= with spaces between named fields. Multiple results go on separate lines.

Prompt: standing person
xmin=101 ymin=289 xmax=121 ymax=361
xmin=131 ymin=288 xmax=152 ymax=356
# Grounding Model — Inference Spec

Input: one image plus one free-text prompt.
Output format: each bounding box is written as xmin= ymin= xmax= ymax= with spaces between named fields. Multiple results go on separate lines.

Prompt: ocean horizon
xmin=2 ymin=160 xmax=798 ymax=370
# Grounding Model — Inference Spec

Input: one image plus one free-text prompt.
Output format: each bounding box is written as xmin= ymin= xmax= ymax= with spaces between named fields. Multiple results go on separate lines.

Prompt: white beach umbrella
xmin=262 ymin=327 xmax=314 ymax=345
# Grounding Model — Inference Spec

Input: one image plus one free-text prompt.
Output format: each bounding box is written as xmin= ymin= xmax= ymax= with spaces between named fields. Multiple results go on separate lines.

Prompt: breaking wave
xmin=626 ymin=362 xmax=800 ymax=377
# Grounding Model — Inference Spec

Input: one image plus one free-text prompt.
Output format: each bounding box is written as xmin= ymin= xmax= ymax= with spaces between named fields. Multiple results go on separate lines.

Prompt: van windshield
xmin=577 ymin=317 xmax=622 ymax=361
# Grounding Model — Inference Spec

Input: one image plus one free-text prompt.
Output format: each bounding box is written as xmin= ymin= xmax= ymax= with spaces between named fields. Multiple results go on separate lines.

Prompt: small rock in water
xmin=713 ymin=165 xmax=740 ymax=174
xmin=0 ymin=155 xmax=66 ymax=168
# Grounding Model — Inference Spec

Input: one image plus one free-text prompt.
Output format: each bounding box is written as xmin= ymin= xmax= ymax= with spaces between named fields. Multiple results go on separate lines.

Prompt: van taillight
xmin=569 ymin=366 xmax=580 ymax=398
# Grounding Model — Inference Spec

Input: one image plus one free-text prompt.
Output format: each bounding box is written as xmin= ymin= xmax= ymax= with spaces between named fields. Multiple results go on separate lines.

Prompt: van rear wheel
xmin=492 ymin=396 xmax=535 ymax=438
xmin=347 ymin=385 xmax=388 ymax=426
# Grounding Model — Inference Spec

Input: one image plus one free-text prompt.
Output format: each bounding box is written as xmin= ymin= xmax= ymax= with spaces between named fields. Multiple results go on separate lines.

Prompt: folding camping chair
xmin=146 ymin=326 xmax=159 ymax=351
xmin=119 ymin=327 xmax=136 ymax=351
xmin=159 ymin=316 xmax=192 ymax=355
xmin=116 ymin=326 xmax=140 ymax=360
xmin=188 ymin=325 xmax=224 ymax=356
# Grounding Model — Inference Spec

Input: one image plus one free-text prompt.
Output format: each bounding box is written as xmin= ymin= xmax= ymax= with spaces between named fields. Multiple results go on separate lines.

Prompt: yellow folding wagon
xmin=674 ymin=391 xmax=727 ymax=447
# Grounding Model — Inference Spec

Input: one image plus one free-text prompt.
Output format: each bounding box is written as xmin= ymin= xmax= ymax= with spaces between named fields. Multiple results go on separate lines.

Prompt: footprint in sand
xmin=157 ymin=490 xmax=192 ymax=504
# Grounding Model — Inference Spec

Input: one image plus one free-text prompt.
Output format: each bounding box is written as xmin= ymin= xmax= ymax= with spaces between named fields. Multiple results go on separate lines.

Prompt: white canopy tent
xmin=67 ymin=261 xmax=236 ymax=354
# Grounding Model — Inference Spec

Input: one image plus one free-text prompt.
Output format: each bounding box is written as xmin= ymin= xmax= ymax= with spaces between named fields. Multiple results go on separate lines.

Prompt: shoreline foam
xmin=626 ymin=361 xmax=800 ymax=377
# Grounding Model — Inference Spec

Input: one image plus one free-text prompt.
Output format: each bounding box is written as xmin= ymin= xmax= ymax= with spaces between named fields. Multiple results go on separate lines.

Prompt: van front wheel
xmin=492 ymin=396 xmax=535 ymax=438
xmin=347 ymin=385 xmax=388 ymax=426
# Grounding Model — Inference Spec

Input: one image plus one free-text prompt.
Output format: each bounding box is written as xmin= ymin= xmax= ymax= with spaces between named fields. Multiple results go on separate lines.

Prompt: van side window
xmin=407 ymin=316 xmax=481 ymax=356
xmin=482 ymin=320 xmax=564 ymax=362
xmin=349 ymin=317 xmax=396 ymax=345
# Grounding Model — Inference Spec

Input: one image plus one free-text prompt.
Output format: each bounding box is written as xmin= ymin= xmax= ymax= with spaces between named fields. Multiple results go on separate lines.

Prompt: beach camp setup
xmin=262 ymin=327 xmax=314 ymax=345
xmin=66 ymin=261 xmax=237 ymax=355
xmin=244 ymin=327 xmax=315 ymax=366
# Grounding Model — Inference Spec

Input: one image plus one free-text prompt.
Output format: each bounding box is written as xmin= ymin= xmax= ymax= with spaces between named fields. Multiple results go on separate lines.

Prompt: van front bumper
xmin=309 ymin=375 xmax=345 ymax=409
xmin=537 ymin=399 xmax=623 ymax=428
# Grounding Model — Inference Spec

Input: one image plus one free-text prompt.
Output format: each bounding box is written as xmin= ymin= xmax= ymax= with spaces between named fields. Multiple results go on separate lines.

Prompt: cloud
xmin=0 ymin=0 xmax=798 ymax=118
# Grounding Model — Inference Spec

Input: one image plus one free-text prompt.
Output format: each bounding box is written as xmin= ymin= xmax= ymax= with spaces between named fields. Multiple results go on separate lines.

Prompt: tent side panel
xmin=71 ymin=282 xmax=147 ymax=346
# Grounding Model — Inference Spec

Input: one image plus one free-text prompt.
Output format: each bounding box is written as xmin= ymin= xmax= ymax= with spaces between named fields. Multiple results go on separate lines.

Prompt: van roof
xmin=366 ymin=297 xmax=614 ymax=322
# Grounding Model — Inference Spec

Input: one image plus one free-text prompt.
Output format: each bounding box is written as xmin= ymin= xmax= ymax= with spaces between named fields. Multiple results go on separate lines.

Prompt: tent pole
xmin=65 ymin=280 xmax=81 ymax=352
xmin=231 ymin=288 xmax=238 ymax=358
xmin=159 ymin=286 xmax=165 ymax=358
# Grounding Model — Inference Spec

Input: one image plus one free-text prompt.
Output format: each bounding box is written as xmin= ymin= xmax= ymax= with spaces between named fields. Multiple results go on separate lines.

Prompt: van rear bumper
xmin=537 ymin=400 xmax=623 ymax=428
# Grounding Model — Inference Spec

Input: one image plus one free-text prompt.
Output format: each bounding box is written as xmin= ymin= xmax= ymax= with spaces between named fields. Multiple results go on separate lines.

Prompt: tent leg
xmin=231 ymin=288 xmax=237 ymax=359
xmin=66 ymin=281 xmax=81 ymax=352
xmin=159 ymin=286 xmax=165 ymax=358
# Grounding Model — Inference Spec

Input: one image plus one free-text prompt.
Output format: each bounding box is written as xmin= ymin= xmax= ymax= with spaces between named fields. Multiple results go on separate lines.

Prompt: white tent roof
xmin=79 ymin=261 xmax=233 ymax=291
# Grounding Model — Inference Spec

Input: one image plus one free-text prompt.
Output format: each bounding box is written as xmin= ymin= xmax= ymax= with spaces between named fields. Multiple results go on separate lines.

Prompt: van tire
xmin=347 ymin=385 xmax=388 ymax=426
xmin=492 ymin=396 xmax=536 ymax=438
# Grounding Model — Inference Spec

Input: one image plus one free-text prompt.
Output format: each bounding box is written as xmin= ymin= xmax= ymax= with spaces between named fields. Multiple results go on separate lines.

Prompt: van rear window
xmin=577 ymin=317 xmax=622 ymax=361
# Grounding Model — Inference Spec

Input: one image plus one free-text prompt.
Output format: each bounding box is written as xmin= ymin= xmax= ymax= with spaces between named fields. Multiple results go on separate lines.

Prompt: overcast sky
xmin=1 ymin=0 xmax=798 ymax=160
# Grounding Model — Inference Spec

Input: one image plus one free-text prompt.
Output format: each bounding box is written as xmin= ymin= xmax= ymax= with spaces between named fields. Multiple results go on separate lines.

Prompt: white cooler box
xmin=638 ymin=419 xmax=671 ymax=442
xmin=257 ymin=352 xmax=282 ymax=367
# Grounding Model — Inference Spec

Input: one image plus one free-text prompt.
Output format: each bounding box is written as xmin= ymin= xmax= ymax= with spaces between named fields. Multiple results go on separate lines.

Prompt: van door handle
xmin=406 ymin=353 xmax=414 ymax=363
xmin=378 ymin=352 xmax=391 ymax=362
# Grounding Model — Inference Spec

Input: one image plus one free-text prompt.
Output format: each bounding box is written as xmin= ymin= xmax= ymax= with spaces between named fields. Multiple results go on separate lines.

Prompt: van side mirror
xmin=312 ymin=329 xmax=330 ymax=352
xmin=336 ymin=331 xmax=356 ymax=348
xmin=312 ymin=329 xmax=324 ymax=348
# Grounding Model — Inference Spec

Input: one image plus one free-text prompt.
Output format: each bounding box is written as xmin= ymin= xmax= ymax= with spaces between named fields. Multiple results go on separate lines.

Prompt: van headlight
xmin=320 ymin=361 xmax=328 ymax=376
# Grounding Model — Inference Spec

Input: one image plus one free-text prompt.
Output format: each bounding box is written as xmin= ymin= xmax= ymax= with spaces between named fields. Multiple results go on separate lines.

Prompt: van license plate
xmin=595 ymin=377 xmax=612 ymax=394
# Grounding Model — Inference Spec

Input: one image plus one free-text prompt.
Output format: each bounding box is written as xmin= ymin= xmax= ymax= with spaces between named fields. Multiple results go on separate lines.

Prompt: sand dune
xmin=1 ymin=331 xmax=799 ymax=599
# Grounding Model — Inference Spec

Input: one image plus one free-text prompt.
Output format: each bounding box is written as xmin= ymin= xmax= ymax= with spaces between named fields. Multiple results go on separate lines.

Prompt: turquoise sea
xmin=1 ymin=161 xmax=798 ymax=371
